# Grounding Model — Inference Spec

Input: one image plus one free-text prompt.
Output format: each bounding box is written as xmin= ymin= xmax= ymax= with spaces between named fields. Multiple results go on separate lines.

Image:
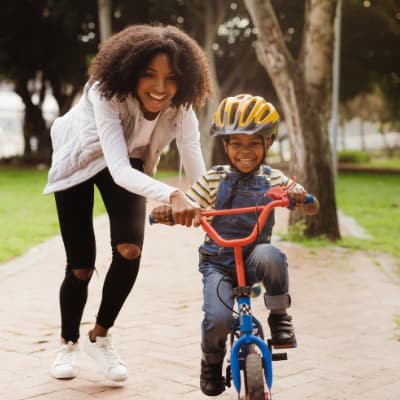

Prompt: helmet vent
xmin=229 ymin=103 xmax=239 ymax=125
xmin=259 ymin=107 xmax=270 ymax=120
xmin=243 ymin=101 xmax=256 ymax=121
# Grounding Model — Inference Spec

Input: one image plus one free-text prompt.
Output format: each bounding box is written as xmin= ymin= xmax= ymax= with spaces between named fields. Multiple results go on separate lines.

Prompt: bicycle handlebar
xmin=149 ymin=187 xmax=314 ymax=246
xmin=200 ymin=193 xmax=313 ymax=248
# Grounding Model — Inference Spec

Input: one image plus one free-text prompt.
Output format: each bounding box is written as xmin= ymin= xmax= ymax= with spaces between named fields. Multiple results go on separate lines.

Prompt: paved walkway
xmin=1 ymin=196 xmax=400 ymax=400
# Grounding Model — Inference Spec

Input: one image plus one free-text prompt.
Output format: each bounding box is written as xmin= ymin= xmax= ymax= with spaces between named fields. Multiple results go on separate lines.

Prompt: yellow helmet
xmin=210 ymin=94 xmax=279 ymax=141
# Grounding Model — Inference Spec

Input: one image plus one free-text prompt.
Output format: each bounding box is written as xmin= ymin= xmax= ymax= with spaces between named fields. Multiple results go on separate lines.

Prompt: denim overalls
xmin=199 ymin=167 xmax=291 ymax=363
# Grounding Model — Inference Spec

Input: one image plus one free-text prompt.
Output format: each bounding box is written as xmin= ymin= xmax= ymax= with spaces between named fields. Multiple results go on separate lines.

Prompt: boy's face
xmin=223 ymin=134 xmax=272 ymax=173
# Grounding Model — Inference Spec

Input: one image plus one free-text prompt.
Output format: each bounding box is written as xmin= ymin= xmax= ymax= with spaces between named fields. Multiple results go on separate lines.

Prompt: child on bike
xmin=150 ymin=94 xmax=319 ymax=396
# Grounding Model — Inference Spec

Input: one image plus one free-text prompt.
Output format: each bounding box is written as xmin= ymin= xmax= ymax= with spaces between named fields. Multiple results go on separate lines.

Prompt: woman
xmin=45 ymin=24 xmax=212 ymax=382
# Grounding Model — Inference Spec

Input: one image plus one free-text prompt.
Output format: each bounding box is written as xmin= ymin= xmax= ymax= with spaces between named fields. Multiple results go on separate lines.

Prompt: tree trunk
xmin=98 ymin=0 xmax=112 ymax=42
xmin=245 ymin=0 xmax=340 ymax=240
xmin=15 ymin=78 xmax=51 ymax=164
xmin=195 ymin=0 xmax=225 ymax=169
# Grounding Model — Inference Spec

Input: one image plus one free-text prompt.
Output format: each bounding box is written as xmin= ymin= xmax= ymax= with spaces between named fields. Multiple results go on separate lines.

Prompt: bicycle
xmin=150 ymin=185 xmax=313 ymax=400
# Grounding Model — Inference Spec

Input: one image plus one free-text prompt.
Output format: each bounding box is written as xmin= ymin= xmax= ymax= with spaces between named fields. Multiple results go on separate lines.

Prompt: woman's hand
xmin=170 ymin=190 xmax=202 ymax=227
xmin=150 ymin=205 xmax=174 ymax=225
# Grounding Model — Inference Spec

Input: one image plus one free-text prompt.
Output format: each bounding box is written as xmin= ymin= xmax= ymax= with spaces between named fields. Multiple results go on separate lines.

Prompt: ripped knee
xmin=71 ymin=268 xmax=93 ymax=281
xmin=116 ymin=243 xmax=141 ymax=260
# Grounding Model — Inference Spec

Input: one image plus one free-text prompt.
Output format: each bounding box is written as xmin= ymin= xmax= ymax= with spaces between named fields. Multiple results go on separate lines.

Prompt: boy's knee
xmin=116 ymin=243 xmax=141 ymax=260
xmin=252 ymin=244 xmax=286 ymax=265
xmin=264 ymin=293 xmax=291 ymax=310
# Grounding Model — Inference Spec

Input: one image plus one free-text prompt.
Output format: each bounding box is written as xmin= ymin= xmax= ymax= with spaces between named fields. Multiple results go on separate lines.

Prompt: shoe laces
xmin=96 ymin=336 xmax=123 ymax=367
xmin=55 ymin=342 xmax=77 ymax=364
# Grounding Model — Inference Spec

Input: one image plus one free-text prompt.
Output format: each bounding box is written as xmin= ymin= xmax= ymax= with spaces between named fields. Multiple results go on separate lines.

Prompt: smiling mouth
xmin=237 ymin=158 xmax=256 ymax=165
xmin=148 ymin=92 xmax=166 ymax=102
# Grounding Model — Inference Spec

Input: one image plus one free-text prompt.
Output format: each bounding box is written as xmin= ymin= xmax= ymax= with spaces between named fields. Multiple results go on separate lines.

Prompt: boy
xmin=151 ymin=94 xmax=319 ymax=396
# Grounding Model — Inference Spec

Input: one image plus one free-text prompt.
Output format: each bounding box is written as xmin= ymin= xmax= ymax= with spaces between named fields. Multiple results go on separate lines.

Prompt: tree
xmin=0 ymin=0 xmax=98 ymax=162
xmin=244 ymin=0 xmax=340 ymax=239
xmin=135 ymin=0 xmax=278 ymax=167
xmin=98 ymin=0 xmax=112 ymax=41
xmin=341 ymin=0 xmax=400 ymax=136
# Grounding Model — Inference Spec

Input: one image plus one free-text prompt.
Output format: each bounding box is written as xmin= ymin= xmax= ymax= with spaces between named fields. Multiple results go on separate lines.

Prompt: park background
xmin=0 ymin=2 xmax=399 ymax=399
xmin=1 ymin=0 xmax=399 ymax=262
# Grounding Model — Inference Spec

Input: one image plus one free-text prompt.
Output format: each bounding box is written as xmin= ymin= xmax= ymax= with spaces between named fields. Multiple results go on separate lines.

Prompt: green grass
xmin=0 ymin=167 xmax=178 ymax=264
xmin=283 ymin=173 xmax=400 ymax=265
xmin=335 ymin=173 xmax=400 ymax=259
xmin=0 ymin=167 xmax=106 ymax=263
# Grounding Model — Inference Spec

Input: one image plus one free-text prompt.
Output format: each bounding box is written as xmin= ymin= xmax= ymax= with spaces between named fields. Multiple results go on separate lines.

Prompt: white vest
xmin=44 ymin=82 xmax=202 ymax=196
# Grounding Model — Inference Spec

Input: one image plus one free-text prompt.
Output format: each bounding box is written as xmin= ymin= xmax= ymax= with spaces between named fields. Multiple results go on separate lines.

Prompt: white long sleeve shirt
xmin=44 ymin=82 xmax=206 ymax=203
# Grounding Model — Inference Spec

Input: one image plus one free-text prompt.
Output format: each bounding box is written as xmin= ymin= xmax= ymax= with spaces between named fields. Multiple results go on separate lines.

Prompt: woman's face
xmin=136 ymin=53 xmax=178 ymax=120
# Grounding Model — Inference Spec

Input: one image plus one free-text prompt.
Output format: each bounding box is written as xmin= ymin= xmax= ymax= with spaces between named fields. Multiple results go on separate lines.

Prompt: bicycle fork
xmin=229 ymin=295 xmax=273 ymax=394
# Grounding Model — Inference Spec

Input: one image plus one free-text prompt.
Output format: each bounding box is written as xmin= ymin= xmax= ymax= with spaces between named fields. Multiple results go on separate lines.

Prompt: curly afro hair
xmin=89 ymin=24 xmax=213 ymax=109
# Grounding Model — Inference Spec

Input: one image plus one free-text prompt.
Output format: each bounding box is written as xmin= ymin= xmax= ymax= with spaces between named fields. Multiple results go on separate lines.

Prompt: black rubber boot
xmin=268 ymin=313 xmax=297 ymax=348
xmin=200 ymin=360 xmax=225 ymax=396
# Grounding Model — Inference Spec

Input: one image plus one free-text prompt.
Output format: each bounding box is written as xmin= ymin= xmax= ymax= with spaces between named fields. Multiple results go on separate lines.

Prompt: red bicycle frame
xmin=200 ymin=186 xmax=291 ymax=288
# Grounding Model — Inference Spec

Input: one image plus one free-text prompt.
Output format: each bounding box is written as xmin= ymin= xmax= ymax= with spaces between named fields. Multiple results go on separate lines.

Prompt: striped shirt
xmin=186 ymin=165 xmax=301 ymax=210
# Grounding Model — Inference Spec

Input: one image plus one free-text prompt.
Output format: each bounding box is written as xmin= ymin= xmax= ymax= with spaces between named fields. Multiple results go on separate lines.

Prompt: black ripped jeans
xmin=54 ymin=159 xmax=146 ymax=342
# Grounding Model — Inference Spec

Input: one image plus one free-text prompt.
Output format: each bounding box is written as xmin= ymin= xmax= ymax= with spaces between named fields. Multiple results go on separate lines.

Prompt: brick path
xmin=1 ymin=198 xmax=399 ymax=400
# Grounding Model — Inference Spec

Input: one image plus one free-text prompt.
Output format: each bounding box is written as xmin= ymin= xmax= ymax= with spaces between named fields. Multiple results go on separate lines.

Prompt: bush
xmin=338 ymin=150 xmax=371 ymax=164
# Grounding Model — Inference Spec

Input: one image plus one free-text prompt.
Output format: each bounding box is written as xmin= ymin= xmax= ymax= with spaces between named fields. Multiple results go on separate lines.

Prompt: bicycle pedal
xmin=272 ymin=342 xmax=297 ymax=350
xmin=268 ymin=339 xmax=297 ymax=350
xmin=271 ymin=352 xmax=287 ymax=361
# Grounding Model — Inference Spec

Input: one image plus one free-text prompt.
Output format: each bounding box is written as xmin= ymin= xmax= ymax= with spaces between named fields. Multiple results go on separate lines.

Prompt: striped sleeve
xmin=186 ymin=167 xmax=224 ymax=209
xmin=270 ymin=168 xmax=304 ymax=190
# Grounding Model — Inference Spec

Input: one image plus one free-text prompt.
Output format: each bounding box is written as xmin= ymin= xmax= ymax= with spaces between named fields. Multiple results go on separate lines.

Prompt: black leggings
xmin=54 ymin=159 xmax=146 ymax=342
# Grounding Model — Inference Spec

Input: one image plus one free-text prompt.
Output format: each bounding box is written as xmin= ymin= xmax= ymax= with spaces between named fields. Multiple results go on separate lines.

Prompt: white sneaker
xmin=50 ymin=341 xmax=79 ymax=379
xmin=83 ymin=334 xmax=128 ymax=382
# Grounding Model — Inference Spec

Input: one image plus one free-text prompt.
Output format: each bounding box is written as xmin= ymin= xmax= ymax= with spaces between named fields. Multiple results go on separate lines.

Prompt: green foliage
xmin=338 ymin=150 xmax=371 ymax=164
xmin=281 ymin=173 xmax=400 ymax=263
xmin=341 ymin=0 xmax=400 ymax=102
xmin=0 ymin=167 xmax=105 ymax=263
xmin=0 ymin=166 xmax=178 ymax=264
xmin=335 ymin=173 xmax=400 ymax=259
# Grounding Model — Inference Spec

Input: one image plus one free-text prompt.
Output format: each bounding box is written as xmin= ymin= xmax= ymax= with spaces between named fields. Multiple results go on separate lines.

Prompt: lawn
xmin=0 ymin=166 xmax=399 ymax=264
xmin=335 ymin=173 xmax=400 ymax=259
xmin=0 ymin=167 xmax=176 ymax=263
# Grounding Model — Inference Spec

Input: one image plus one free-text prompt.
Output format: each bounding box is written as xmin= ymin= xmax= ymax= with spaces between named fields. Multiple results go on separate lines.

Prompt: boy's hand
xmin=151 ymin=205 xmax=174 ymax=225
xmin=286 ymin=187 xmax=320 ymax=215
xmin=170 ymin=190 xmax=202 ymax=227
xmin=286 ymin=186 xmax=307 ymax=209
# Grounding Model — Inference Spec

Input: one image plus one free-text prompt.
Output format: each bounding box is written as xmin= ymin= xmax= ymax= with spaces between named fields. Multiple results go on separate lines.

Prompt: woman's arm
xmin=176 ymin=107 xmax=206 ymax=184
xmin=89 ymin=85 xmax=177 ymax=203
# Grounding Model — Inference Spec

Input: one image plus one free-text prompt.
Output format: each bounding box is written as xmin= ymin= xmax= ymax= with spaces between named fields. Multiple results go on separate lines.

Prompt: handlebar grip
xmin=304 ymin=194 xmax=314 ymax=204
xmin=148 ymin=214 xmax=175 ymax=225
xmin=288 ymin=194 xmax=314 ymax=209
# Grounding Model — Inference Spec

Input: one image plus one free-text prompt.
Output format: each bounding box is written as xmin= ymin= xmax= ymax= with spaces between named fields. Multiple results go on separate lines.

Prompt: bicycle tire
xmin=244 ymin=352 xmax=266 ymax=400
